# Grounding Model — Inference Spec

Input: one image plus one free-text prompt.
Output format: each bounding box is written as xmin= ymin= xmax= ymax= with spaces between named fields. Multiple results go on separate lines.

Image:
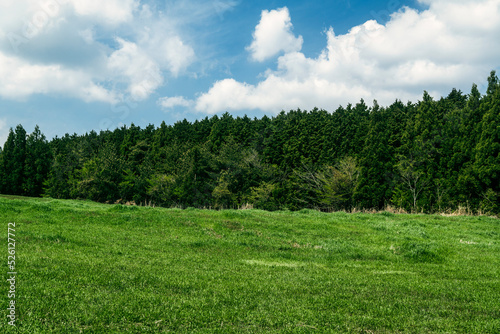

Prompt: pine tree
xmin=356 ymin=102 xmax=394 ymax=208
xmin=3 ymin=125 xmax=27 ymax=195
xmin=23 ymin=126 xmax=51 ymax=197
xmin=0 ymin=136 xmax=8 ymax=194
xmin=474 ymin=71 xmax=500 ymax=212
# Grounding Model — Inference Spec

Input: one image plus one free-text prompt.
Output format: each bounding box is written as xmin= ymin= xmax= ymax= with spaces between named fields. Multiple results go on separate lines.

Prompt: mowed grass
xmin=0 ymin=196 xmax=499 ymax=333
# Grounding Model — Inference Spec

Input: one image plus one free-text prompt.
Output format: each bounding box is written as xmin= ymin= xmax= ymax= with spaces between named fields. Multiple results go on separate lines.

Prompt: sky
xmin=0 ymin=0 xmax=499 ymax=147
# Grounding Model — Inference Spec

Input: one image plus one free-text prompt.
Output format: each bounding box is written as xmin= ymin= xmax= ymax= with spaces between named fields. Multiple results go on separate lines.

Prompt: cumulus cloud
xmin=107 ymin=38 xmax=163 ymax=101
xmin=158 ymin=96 xmax=194 ymax=109
xmin=68 ymin=0 xmax=139 ymax=25
xmin=137 ymin=22 xmax=196 ymax=77
xmin=160 ymin=36 xmax=196 ymax=76
xmin=0 ymin=0 xmax=138 ymax=41
xmin=0 ymin=51 xmax=117 ymax=103
xmin=0 ymin=0 xmax=196 ymax=103
xmin=184 ymin=0 xmax=500 ymax=114
xmin=246 ymin=7 xmax=303 ymax=62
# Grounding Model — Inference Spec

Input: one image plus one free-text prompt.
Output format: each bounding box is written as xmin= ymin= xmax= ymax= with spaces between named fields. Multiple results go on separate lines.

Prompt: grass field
xmin=0 ymin=195 xmax=499 ymax=333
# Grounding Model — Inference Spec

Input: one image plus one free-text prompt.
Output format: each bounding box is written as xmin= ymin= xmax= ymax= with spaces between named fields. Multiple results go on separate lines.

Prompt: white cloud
xmin=192 ymin=0 xmax=500 ymax=114
xmin=107 ymin=38 xmax=163 ymax=101
xmin=160 ymin=36 xmax=196 ymax=76
xmin=106 ymin=32 xmax=196 ymax=101
xmin=68 ymin=0 xmax=139 ymax=25
xmin=78 ymin=28 xmax=94 ymax=44
xmin=0 ymin=51 xmax=117 ymax=103
xmin=0 ymin=0 xmax=197 ymax=103
xmin=0 ymin=118 xmax=7 ymax=149
xmin=247 ymin=7 xmax=303 ymax=62
xmin=0 ymin=0 xmax=138 ymax=42
xmin=194 ymin=72 xmax=373 ymax=114
xmin=419 ymin=0 xmax=500 ymax=33
xmin=0 ymin=0 xmax=63 ymax=41
xmin=137 ymin=22 xmax=196 ymax=77
xmin=158 ymin=96 xmax=194 ymax=109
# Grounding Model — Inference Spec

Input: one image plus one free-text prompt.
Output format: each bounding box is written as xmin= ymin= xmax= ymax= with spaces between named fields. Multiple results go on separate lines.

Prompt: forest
xmin=0 ymin=72 xmax=499 ymax=214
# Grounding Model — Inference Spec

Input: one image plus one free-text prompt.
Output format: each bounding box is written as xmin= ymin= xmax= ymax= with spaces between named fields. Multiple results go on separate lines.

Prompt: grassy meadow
xmin=0 ymin=195 xmax=499 ymax=333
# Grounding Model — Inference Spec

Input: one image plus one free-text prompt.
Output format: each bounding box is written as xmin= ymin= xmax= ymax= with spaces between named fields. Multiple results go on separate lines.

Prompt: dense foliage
xmin=1 ymin=72 xmax=499 ymax=213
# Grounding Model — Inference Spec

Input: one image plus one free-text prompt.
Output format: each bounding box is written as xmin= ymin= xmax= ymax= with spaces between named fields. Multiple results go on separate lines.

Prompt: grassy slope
xmin=0 ymin=195 xmax=498 ymax=333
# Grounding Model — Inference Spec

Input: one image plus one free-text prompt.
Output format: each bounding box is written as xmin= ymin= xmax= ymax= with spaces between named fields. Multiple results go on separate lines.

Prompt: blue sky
xmin=0 ymin=0 xmax=499 ymax=146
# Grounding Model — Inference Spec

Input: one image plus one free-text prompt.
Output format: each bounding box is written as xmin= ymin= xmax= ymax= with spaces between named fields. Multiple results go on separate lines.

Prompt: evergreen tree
xmin=0 ymin=72 xmax=497 ymax=213
xmin=474 ymin=71 xmax=500 ymax=212
xmin=0 ymin=146 xmax=3 ymax=193
xmin=444 ymin=85 xmax=482 ymax=208
xmin=356 ymin=102 xmax=397 ymax=208
xmin=3 ymin=125 xmax=28 ymax=195
xmin=0 ymin=129 xmax=15 ymax=194
xmin=72 ymin=141 xmax=124 ymax=202
xmin=23 ymin=126 xmax=51 ymax=197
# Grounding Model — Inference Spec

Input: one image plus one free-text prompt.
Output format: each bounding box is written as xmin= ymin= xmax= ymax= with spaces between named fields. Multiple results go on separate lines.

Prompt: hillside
xmin=1 ymin=196 xmax=498 ymax=333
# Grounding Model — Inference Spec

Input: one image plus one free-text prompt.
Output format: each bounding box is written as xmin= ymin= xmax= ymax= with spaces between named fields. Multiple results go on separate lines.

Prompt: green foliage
xmin=0 ymin=73 xmax=499 ymax=214
xmin=393 ymin=154 xmax=429 ymax=210
xmin=475 ymin=71 xmax=500 ymax=195
xmin=0 ymin=128 xmax=16 ymax=194
xmin=212 ymin=169 xmax=236 ymax=209
xmin=480 ymin=188 xmax=500 ymax=214
xmin=23 ymin=126 xmax=51 ymax=197
xmin=295 ymin=157 xmax=360 ymax=210
xmin=71 ymin=142 xmax=123 ymax=202
xmin=248 ymin=181 xmax=279 ymax=210
xmin=147 ymin=173 xmax=177 ymax=206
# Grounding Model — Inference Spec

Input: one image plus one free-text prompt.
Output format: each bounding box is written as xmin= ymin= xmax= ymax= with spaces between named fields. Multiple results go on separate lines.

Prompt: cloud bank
xmin=164 ymin=0 xmax=500 ymax=114
xmin=0 ymin=0 xmax=200 ymax=103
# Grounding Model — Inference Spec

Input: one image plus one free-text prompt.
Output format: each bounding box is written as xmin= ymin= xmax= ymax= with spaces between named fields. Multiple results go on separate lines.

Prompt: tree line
xmin=1 ymin=72 xmax=499 ymax=214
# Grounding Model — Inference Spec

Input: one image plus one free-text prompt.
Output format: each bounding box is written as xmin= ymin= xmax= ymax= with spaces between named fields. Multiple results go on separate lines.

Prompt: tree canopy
xmin=1 ymin=73 xmax=499 ymax=214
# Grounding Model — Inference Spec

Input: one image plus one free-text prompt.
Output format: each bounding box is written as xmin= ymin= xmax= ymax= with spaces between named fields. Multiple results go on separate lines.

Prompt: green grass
xmin=0 ymin=195 xmax=499 ymax=333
